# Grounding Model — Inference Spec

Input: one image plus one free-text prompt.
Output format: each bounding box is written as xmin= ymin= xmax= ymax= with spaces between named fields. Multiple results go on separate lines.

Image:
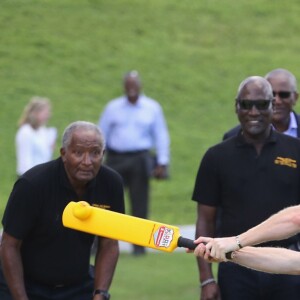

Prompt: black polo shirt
xmin=192 ymin=130 xmax=300 ymax=247
xmin=2 ymin=158 xmax=125 ymax=285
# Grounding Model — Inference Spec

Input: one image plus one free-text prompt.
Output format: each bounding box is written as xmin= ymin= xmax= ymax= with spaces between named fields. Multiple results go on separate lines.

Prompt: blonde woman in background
xmin=16 ymin=96 xmax=57 ymax=176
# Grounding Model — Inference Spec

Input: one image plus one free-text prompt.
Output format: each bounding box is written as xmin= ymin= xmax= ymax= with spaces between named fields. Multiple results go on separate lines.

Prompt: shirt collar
xmin=236 ymin=127 xmax=277 ymax=147
xmin=283 ymin=111 xmax=298 ymax=137
xmin=123 ymin=94 xmax=144 ymax=107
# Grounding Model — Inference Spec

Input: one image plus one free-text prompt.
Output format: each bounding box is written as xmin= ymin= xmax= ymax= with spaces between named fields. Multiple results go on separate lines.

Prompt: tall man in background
xmin=192 ymin=76 xmax=300 ymax=300
xmin=99 ymin=71 xmax=170 ymax=256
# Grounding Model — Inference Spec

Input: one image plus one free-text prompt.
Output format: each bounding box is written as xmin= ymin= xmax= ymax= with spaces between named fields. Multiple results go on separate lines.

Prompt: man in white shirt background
xmin=98 ymin=70 xmax=170 ymax=256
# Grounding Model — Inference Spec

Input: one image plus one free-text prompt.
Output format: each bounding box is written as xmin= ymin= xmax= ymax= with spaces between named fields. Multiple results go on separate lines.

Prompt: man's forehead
xmin=71 ymin=129 xmax=101 ymax=144
xmin=240 ymin=85 xmax=269 ymax=99
xmin=268 ymin=76 xmax=294 ymax=89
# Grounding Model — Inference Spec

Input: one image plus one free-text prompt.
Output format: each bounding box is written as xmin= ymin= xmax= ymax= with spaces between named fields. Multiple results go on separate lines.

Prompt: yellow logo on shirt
xmin=92 ymin=204 xmax=111 ymax=209
xmin=274 ymin=157 xmax=297 ymax=168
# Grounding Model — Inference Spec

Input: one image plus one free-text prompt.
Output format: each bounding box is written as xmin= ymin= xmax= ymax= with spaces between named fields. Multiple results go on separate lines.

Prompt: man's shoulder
xmin=204 ymin=137 xmax=237 ymax=157
xmin=22 ymin=159 xmax=61 ymax=183
xmin=104 ymin=96 xmax=125 ymax=109
xmin=98 ymin=164 xmax=123 ymax=182
xmin=293 ymin=111 xmax=300 ymax=123
xmin=223 ymin=124 xmax=241 ymax=140
xmin=275 ymin=130 xmax=300 ymax=143
xmin=140 ymin=94 xmax=156 ymax=102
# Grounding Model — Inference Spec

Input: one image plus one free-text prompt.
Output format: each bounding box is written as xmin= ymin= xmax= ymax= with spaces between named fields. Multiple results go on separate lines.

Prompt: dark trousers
xmin=218 ymin=261 xmax=300 ymax=300
xmin=106 ymin=150 xmax=151 ymax=219
xmin=106 ymin=150 xmax=151 ymax=253
xmin=0 ymin=265 xmax=94 ymax=300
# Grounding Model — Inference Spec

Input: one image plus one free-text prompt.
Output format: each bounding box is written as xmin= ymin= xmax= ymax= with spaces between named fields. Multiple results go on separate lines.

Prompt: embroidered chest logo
xmin=274 ymin=157 xmax=297 ymax=168
xmin=92 ymin=204 xmax=111 ymax=209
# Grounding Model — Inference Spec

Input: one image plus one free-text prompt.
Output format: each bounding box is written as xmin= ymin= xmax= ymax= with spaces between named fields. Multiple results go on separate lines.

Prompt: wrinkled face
xmin=267 ymin=76 xmax=298 ymax=123
xmin=236 ymin=84 xmax=273 ymax=138
xmin=60 ymin=129 xmax=104 ymax=186
xmin=124 ymin=76 xmax=141 ymax=99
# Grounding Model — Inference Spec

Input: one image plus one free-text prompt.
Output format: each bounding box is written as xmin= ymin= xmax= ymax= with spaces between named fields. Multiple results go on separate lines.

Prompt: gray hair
xmin=265 ymin=68 xmax=298 ymax=92
xmin=62 ymin=121 xmax=105 ymax=149
xmin=236 ymin=76 xmax=273 ymax=100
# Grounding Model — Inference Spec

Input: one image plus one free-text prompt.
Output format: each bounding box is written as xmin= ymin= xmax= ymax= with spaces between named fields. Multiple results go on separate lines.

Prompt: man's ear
xmin=60 ymin=148 xmax=66 ymax=162
xmin=235 ymin=100 xmax=239 ymax=114
xmin=292 ymin=92 xmax=299 ymax=106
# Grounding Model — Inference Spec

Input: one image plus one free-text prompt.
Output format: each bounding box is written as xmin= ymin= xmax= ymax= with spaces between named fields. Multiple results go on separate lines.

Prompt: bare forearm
xmin=231 ymin=247 xmax=300 ymax=275
xmin=94 ymin=238 xmax=119 ymax=290
xmin=239 ymin=205 xmax=300 ymax=247
xmin=0 ymin=244 xmax=28 ymax=300
xmin=195 ymin=222 xmax=214 ymax=280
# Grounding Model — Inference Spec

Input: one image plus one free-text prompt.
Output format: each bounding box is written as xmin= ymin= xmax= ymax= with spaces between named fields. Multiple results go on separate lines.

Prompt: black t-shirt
xmin=192 ymin=130 xmax=300 ymax=247
xmin=2 ymin=158 xmax=125 ymax=285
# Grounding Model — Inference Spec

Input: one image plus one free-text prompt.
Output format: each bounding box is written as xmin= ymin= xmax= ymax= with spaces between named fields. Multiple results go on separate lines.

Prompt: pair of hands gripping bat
xmin=187 ymin=236 xmax=239 ymax=261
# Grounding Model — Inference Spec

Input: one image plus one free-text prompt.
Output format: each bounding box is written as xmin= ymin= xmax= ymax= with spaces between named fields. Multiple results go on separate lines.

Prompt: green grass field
xmin=1 ymin=0 xmax=300 ymax=298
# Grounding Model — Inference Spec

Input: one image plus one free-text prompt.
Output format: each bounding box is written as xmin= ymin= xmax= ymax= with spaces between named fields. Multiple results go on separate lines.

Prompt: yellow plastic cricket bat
xmin=62 ymin=201 xmax=196 ymax=252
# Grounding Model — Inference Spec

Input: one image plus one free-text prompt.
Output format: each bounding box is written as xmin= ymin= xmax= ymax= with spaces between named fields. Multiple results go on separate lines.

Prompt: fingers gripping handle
xmin=177 ymin=237 xmax=234 ymax=260
xmin=177 ymin=237 xmax=197 ymax=250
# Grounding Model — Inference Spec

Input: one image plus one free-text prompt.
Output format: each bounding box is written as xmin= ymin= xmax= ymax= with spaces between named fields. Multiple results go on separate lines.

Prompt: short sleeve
xmin=2 ymin=178 xmax=41 ymax=239
xmin=192 ymin=148 xmax=220 ymax=206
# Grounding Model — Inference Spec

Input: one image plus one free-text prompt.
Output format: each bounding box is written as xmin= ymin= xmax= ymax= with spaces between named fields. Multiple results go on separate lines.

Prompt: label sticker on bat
xmin=154 ymin=226 xmax=174 ymax=248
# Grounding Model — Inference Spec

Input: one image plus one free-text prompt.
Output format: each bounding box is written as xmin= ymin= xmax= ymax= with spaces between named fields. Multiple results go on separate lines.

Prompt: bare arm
xmin=93 ymin=236 xmax=119 ymax=299
xmin=239 ymin=205 xmax=300 ymax=247
xmin=195 ymin=204 xmax=300 ymax=261
xmin=231 ymin=246 xmax=300 ymax=275
xmin=195 ymin=204 xmax=220 ymax=300
xmin=0 ymin=232 xmax=29 ymax=300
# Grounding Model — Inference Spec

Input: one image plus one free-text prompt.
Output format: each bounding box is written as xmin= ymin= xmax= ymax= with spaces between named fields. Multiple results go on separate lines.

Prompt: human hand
xmin=152 ymin=165 xmax=168 ymax=179
xmin=194 ymin=236 xmax=238 ymax=261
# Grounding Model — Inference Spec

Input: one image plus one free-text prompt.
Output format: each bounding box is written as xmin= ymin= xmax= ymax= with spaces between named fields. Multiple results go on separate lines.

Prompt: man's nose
xmin=248 ymin=105 xmax=260 ymax=115
xmin=82 ymin=153 xmax=92 ymax=164
xmin=274 ymin=94 xmax=283 ymax=104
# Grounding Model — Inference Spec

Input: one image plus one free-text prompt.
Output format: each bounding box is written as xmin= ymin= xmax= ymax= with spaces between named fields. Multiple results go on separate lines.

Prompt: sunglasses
xmin=272 ymin=91 xmax=292 ymax=99
xmin=238 ymin=99 xmax=272 ymax=111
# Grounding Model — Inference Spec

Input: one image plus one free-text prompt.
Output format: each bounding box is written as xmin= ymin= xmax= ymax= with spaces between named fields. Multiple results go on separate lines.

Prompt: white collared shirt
xmin=283 ymin=112 xmax=298 ymax=138
xmin=99 ymin=94 xmax=170 ymax=165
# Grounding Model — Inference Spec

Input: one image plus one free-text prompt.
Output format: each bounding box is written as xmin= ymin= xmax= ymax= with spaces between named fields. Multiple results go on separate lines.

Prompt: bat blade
xmin=62 ymin=201 xmax=196 ymax=253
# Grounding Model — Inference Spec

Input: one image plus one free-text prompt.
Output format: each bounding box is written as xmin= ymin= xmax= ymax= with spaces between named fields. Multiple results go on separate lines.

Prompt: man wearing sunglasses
xmin=224 ymin=68 xmax=299 ymax=139
xmin=192 ymin=76 xmax=300 ymax=300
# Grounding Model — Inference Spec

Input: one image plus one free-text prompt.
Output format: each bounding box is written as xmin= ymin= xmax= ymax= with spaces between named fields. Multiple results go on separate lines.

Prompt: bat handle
xmin=178 ymin=237 xmax=234 ymax=259
xmin=177 ymin=236 xmax=197 ymax=250
xmin=225 ymin=251 xmax=234 ymax=259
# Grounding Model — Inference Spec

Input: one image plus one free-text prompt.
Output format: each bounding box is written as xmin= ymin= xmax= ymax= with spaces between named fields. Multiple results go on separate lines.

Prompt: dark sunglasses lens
xmin=239 ymin=100 xmax=270 ymax=110
xmin=239 ymin=100 xmax=252 ymax=110
xmin=255 ymin=100 xmax=270 ymax=110
xmin=273 ymin=91 xmax=291 ymax=99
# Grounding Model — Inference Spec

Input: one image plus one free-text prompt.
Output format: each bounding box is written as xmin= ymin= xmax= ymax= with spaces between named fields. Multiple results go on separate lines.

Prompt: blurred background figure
xmin=15 ymin=96 xmax=57 ymax=176
xmin=99 ymin=70 xmax=170 ymax=256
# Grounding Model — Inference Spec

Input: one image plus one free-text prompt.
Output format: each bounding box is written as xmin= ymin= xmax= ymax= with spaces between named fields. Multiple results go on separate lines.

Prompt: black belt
xmin=107 ymin=149 xmax=148 ymax=155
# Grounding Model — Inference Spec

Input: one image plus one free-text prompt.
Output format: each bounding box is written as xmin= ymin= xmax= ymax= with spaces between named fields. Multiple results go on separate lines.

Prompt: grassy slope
xmin=1 ymin=0 xmax=300 ymax=225
xmin=1 ymin=2 xmax=300 ymax=297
